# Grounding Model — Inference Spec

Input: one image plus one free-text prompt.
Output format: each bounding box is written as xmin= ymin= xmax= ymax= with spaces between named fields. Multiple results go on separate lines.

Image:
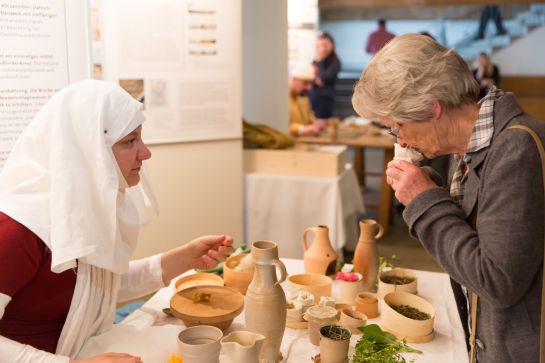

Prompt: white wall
xmin=492 ymin=26 xmax=545 ymax=75
xmin=133 ymin=139 xmax=243 ymax=259
xmin=242 ymin=0 xmax=289 ymax=133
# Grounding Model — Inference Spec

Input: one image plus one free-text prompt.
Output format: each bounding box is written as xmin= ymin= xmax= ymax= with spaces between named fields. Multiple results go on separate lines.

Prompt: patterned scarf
xmin=449 ymin=87 xmax=502 ymax=206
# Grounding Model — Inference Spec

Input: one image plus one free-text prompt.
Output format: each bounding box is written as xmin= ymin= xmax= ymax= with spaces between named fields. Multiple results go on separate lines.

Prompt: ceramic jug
xmin=302 ymin=225 xmax=338 ymax=276
xmin=221 ymin=331 xmax=266 ymax=363
xmin=353 ymin=219 xmax=383 ymax=292
xmin=244 ymin=240 xmax=288 ymax=363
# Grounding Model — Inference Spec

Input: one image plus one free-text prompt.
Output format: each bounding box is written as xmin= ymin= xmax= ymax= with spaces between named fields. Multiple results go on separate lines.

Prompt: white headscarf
xmin=0 ymin=79 xmax=153 ymax=275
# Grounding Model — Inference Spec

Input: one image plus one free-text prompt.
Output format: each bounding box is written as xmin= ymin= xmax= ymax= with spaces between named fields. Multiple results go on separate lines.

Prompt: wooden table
xmin=78 ymin=259 xmax=469 ymax=363
xmin=297 ymin=126 xmax=395 ymax=234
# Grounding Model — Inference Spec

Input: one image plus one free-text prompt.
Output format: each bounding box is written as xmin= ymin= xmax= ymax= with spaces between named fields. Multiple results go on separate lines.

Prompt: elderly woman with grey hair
xmin=352 ymin=33 xmax=545 ymax=362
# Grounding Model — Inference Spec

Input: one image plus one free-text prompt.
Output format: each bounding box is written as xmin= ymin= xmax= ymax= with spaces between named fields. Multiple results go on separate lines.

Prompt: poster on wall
xmin=0 ymin=0 xmax=91 ymax=170
xmin=101 ymin=0 xmax=242 ymax=144
xmin=288 ymin=0 xmax=318 ymax=72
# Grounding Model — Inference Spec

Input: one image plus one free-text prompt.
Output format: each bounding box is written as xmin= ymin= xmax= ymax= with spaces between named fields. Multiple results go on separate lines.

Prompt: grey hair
xmin=352 ymin=33 xmax=479 ymax=123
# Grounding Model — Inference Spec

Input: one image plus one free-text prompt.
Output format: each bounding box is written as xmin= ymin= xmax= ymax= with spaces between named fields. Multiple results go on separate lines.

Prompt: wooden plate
xmin=174 ymin=273 xmax=224 ymax=292
xmin=170 ymin=285 xmax=244 ymax=330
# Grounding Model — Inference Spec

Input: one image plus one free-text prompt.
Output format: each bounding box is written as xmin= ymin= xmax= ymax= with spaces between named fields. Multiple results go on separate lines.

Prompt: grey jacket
xmin=403 ymin=92 xmax=545 ymax=363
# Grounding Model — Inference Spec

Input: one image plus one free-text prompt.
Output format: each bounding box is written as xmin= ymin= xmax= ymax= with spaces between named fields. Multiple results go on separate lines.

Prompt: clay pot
xmin=302 ymin=225 xmax=338 ymax=276
xmin=381 ymin=291 xmax=435 ymax=343
xmin=353 ymin=219 xmax=383 ymax=292
xmin=223 ymin=253 xmax=254 ymax=295
xmin=286 ymin=304 xmax=303 ymax=323
xmin=378 ymin=268 xmax=418 ymax=298
xmin=355 ymin=292 xmax=379 ymax=319
xmin=178 ymin=325 xmax=223 ymax=363
xmin=221 ymin=330 xmax=266 ymax=363
xmin=244 ymin=240 xmax=287 ymax=363
xmin=288 ymin=273 xmax=332 ymax=302
xmin=334 ymin=303 xmax=353 ymax=312
xmin=339 ymin=309 xmax=367 ymax=334
xmin=319 ymin=325 xmax=351 ymax=363
xmin=304 ymin=305 xmax=338 ymax=346
xmin=337 ymin=273 xmax=363 ymax=305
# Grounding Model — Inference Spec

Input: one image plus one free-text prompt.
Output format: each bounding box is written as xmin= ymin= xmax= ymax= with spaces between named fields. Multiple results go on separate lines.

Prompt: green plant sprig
xmin=352 ymin=324 xmax=422 ymax=363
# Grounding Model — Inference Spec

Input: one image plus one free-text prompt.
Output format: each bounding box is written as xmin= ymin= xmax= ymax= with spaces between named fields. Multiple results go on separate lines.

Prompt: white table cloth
xmin=244 ymin=168 xmax=365 ymax=259
xmin=78 ymin=259 xmax=469 ymax=363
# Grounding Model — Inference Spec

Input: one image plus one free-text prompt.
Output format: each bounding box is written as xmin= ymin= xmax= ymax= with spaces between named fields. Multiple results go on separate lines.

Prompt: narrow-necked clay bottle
xmin=244 ymin=240 xmax=287 ymax=363
xmin=302 ymin=225 xmax=338 ymax=276
xmin=353 ymin=219 xmax=383 ymax=292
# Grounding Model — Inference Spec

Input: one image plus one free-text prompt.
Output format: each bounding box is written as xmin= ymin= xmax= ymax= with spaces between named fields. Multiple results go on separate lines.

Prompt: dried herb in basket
xmin=392 ymin=304 xmax=431 ymax=320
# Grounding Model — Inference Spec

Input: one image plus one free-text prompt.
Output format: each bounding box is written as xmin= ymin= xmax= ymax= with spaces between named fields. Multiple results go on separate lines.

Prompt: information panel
xmin=0 ymin=0 xmax=91 ymax=170
xmin=101 ymin=0 xmax=242 ymax=144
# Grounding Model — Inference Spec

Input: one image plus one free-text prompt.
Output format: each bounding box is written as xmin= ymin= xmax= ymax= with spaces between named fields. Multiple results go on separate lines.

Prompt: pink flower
xmin=336 ymin=272 xmax=360 ymax=282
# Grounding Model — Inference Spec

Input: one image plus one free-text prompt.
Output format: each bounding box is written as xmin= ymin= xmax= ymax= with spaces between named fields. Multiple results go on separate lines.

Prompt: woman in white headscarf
xmin=0 ymin=80 xmax=233 ymax=363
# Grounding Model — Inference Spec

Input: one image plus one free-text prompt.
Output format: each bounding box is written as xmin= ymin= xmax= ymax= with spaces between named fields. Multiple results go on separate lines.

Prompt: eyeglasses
xmin=388 ymin=123 xmax=402 ymax=138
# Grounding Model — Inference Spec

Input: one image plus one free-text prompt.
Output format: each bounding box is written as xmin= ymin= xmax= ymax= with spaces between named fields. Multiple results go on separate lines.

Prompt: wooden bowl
xmin=174 ymin=273 xmax=224 ymax=293
xmin=288 ymin=273 xmax=332 ymax=302
xmin=223 ymin=253 xmax=254 ymax=295
xmin=170 ymin=285 xmax=244 ymax=331
xmin=378 ymin=268 xmax=417 ymax=298
xmin=381 ymin=291 xmax=435 ymax=343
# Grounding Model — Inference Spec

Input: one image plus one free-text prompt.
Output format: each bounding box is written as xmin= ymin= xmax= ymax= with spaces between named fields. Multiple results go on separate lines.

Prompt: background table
xmin=297 ymin=125 xmax=395 ymax=234
xmin=78 ymin=259 xmax=469 ymax=363
xmin=244 ymin=168 xmax=365 ymax=259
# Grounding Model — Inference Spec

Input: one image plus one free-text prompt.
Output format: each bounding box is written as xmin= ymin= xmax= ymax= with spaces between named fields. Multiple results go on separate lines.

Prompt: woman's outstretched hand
xmin=161 ymin=235 xmax=233 ymax=284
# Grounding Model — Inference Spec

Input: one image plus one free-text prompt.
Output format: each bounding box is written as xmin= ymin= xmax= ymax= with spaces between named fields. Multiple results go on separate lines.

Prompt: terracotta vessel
xmin=244 ymin=240 xmax=287 ymax=363
xmin=353 ymin=219 xmax=383 ymax=291
xmin=178 ymin=325 xmax=223 ymax=363
xmin=319 ymin=325 xmax=351 ymax=363
xmin=355 ymin=292 xmax=379 ymax=319
xmin=303 ymin=225 xmax=338 ymax=276
xmin=221 ymin=330 xmax=266 ymax=363
xmin=224 ymin=253 xmax=254 ymax=295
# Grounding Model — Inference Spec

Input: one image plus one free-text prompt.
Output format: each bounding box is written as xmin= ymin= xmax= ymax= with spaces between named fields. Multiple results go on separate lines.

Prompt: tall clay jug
xmin=302 ymin=225 xmax=338 ymax=276
xmin=245 ymin=240 xmax=288 ymax=363
xmin=353 ymin=219 xmax=383 ymax=292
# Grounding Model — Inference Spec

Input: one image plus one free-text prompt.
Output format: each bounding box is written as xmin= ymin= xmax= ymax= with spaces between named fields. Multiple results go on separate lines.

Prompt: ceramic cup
xmin=319 ymin=325 xmax=351 ymax=363
xmin=355 ymin=292 xmax=379 ymax=319
xmin=338 ymin=273 xmax=363 ymax=305
xmin=178 ymin=325 xmax=223 ymax=363
xmin=304 ymin=305 xmax=338 ymax=346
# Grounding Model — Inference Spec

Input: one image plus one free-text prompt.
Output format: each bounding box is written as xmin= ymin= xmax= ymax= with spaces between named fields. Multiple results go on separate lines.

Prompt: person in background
xmin=289 ymin=63 xmax=325 ymax=136
xmin=309 ymin=32 xmax=341 ymax=127
xmin=353 ymin=33 xmax=544 ymax=362
xmin=473 ymin=52 xmax=501 ymax=100
xmin=475 ymin=4 xmax=507 ymax=40
xmin=0 ymin=80 xmax=233 ymax=363
xmin=365 ymin=19 xmax=396 ymax=56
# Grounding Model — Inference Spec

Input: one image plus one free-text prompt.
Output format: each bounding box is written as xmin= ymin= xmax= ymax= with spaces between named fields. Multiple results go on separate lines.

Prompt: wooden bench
xmin=501 ymin=76 xmax=545 ymax=120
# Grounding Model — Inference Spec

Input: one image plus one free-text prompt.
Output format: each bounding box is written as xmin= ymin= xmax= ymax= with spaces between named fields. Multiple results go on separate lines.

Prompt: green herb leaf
xmin=353 ymin=324 xmax=422 ymax=363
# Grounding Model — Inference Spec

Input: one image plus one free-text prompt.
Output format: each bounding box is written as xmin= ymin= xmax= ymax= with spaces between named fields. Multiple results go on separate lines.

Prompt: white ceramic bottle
xmin=244 ymin=240 xmax=287 ymax=363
